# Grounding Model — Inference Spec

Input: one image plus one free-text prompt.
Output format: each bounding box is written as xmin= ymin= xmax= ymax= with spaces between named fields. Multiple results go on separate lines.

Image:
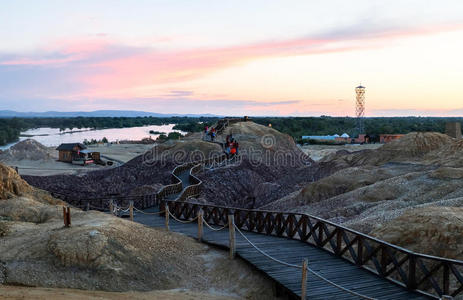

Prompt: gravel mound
xmin=371 ymin=206 xmax=463 ymax=259
xmin=0 ymin=139 xmax=56 ymax=161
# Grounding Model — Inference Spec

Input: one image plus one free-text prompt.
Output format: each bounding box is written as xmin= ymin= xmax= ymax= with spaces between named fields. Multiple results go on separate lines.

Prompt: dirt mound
xmin=0 ymin=163 xmax=33 ymax=199
xmin=1 ymin=195 xmax=278 ymax=298
xmin=221 ymin=122 xmax=304 ymax=157
xmin=318 ymin=132 xmax=455 ymax=172
xmin=154 ymin=139 xmax=222 ymax=162
xmin=371 ymin=207 xmax=463 ymax=259
xmin=0 ymin=139 xmax=56 ymax=161
xmin=381 ymin=132 xmax=451 ymax=155
xmin=196 ymin=121 xmax=316 ymax=208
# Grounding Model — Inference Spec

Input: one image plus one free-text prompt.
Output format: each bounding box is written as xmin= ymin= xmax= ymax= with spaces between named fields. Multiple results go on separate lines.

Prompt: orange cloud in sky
xmin=1 ymin=22 xmax=463 ymax=116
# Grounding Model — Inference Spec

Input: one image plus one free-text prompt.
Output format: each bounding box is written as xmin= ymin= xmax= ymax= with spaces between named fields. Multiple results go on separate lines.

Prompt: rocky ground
xmin=263 ymin=132 xmax=463 ymax=261
xmin=299 ymin=143 xmax=382 ymax=161
xmin=0 ymin=163 xmax=281 ymax=299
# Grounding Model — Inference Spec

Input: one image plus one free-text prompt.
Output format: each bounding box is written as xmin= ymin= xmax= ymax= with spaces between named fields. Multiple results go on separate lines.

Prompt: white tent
xmin=341 ymin=133 xmax=350 ymax=138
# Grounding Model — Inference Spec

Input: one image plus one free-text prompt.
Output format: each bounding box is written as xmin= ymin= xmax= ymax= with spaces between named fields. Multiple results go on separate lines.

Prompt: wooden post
xmin=66 ymin=207 xmax=71 ymax=226
xmin=86 ymin=201 xmax=90 ymax=211
xmin=301 ymin=259 xmax=308 ymax=299
xmin=336 ymin=229 xmax=342 ymax=255
xmin=129 ymin=201 xmax=134 ymax=221
xmin=357 ymin=237 xmax=364 ymax=266
xmin=109 ymin=200 xmax=114 ymax=215
xmin=198 ymin=209 xmax=203 ymax=242
xmin=407 ymin=254 xmax=417 ymax=290
xmin=381 ymin=246 xmax=388 ymax=276
xmin=443 ymin=263 xmax=450 ymax=296
xmin=228 ymin=214 xmax=235 ymax=259
xmin=63 ymin=206 xmax=71 ymax=227
xmin=165 ymin=203 xmax=170 ymax=231
xmin=62 ymin=206 xmax=67 ymax=226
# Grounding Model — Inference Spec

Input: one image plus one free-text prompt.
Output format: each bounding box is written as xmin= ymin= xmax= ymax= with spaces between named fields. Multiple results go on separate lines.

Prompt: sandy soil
xmin=1 ymin=143 xmax=154 ymax=176
xmin=0 ymin=286 xmax=237 ymax=300
xmin=86 ymin=143 xmax=155 ymax=163
xmin=299 ymin=143 xmax=382 ymax=161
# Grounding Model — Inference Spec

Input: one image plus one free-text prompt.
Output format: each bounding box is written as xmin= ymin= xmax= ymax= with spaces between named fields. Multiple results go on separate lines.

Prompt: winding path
xmin=133 ymin=168 xmax=428 ymax=300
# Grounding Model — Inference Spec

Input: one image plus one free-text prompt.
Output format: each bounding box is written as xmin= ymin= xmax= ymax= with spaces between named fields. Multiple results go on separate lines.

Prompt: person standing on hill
xmin=230 ymin=142 xmax=237 ymax=157
xmin=225 ymin=141 xmax=231 ymax=159
xmin=211 ymin=127 xmax=216 ymax=142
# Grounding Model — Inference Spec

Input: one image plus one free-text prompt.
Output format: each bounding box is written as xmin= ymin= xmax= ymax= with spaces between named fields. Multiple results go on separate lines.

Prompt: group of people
xmin=204 ymin=125 xmax=239 ymax=159
xmin=225 ymin=134 xmax=239 ymax=158
xmin=204 ymin=125 xmax=216 ymax=142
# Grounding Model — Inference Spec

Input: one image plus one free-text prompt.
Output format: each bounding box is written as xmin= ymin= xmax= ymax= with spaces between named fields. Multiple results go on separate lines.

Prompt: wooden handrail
xmin=161 ymin=200 xmax=463 ymax=299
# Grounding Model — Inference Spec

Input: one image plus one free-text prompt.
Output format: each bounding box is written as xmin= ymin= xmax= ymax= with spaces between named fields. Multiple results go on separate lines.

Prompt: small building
xmin=56 ymin=143 xmax=87 ymax=162
xmin=56 ymin=143 xmax=100 ymax=165
xmin=379 ymin=134 xmax=404 ymax=143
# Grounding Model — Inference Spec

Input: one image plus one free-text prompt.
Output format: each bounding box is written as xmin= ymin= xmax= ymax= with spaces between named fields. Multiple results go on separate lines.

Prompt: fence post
xmin=198 ymin=209 xmax=203 ymax=242
xmin=228 ymin=214 xmax=235 ymax=259
xmin=62 ymin=206 xmax=67 ymax=226
xmin=129 ymin=200 xmax=134 ymax=221
xmin=336 ymin=229 xmax=342 ymax=255
xmin=443 ymin=263 xmax=450 ymax=296
xmin=407 ymin=254 xmax=417 ymax=290
xmin=109 ymin=200 xmax=114 ymax=215
xmin=63 ymin=206 xmax=71 ymax=227
xmin=357 ymin=237 xmax=364 ymax=266
xmin=86 ymin=201 xmax=90 ymax=211
xmin=165 ymin=203 xmax=170 ymax=231
xmin=67 ymin=207 xmax=71 ymax=226
xmin=301 ymin=259 xmax=308 ymax=299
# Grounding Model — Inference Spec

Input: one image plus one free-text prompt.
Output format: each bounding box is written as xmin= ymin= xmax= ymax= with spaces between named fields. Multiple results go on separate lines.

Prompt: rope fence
xmin=234 ymin=224 xmax=376 ymax=300
xmin=201 ymin=216 xmax=229 ymax=231
xmin=168 ymin=210 xmax=199 ymax=224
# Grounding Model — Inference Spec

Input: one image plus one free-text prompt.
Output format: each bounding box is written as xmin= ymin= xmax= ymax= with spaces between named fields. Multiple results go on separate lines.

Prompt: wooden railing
xmin=162 ymin=200 xmax=463 ymax=299
xmin=214 ymin=117 xmax=250 ymax=135
xmin=51 ymin=153 xmax=229 ymax=211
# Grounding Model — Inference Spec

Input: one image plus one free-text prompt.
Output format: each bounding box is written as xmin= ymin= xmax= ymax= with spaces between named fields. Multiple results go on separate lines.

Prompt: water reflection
xmin=1 ymin=124 xmax=183 ymax=149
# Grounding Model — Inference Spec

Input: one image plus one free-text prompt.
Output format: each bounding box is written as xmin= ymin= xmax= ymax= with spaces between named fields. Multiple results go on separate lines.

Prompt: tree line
xmin=251 ymin=116 xmax=461 ymax=139
xmin=0 ymin=116 xmax=462 ymax=146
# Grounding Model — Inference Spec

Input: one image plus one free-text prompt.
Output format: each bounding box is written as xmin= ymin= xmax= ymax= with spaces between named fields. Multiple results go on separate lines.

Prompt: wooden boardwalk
xmin=132 ymin=168 xmax=429 ymax=300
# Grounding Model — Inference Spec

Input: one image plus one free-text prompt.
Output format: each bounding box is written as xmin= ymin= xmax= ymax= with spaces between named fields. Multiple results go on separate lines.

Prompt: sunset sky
xmin=1 ymin=1 xmax=463 ymax=116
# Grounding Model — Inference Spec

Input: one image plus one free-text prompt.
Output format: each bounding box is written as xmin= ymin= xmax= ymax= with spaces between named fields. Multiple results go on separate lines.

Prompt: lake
xmin=0 ymin=124 xmax=183 ymax=149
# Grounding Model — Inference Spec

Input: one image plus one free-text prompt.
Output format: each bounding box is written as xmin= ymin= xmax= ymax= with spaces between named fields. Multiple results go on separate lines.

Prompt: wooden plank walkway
xmin=129 ymin=167 xmax=431 ymax=299
xmin=134 ymin=209 xmax=429 ymax=299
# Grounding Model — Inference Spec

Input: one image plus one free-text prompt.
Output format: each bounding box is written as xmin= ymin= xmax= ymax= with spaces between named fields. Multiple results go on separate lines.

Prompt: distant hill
xmin=0 ymin=110 xmax=220 ymax=118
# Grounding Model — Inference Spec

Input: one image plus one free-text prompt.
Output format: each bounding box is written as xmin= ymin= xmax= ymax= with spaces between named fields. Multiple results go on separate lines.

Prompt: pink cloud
xmin=1 ymin=22 xmax=463 ymax=100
